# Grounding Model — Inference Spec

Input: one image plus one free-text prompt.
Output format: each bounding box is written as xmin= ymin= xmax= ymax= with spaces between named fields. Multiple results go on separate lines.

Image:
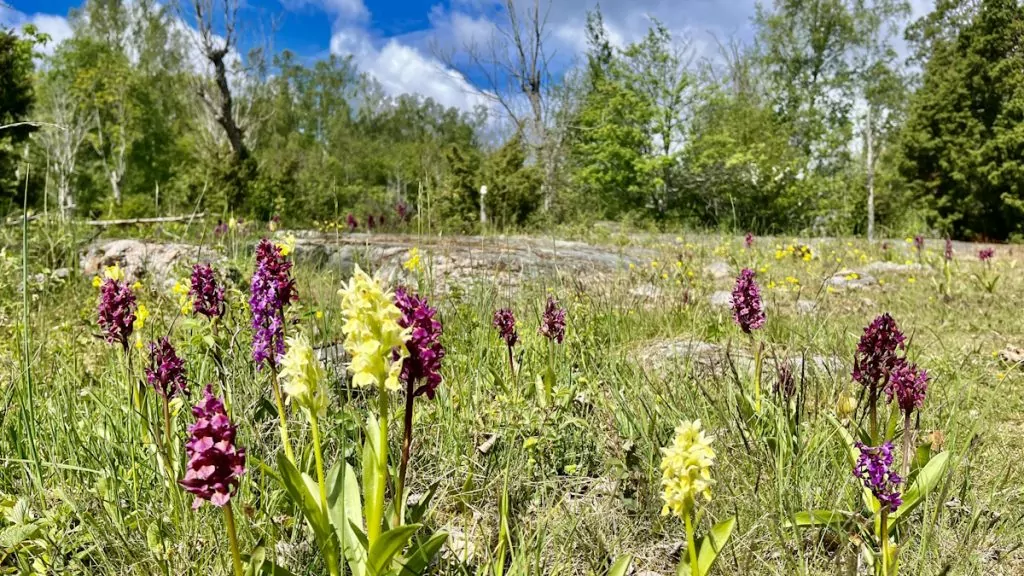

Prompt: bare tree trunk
xmin=188 ymin=0 xmax=249 ymax=165
xmin=866 ymin=105 xmax=875 ymax=242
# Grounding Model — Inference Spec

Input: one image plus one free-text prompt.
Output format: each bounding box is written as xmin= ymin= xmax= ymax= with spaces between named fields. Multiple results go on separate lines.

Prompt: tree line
xmin=1 ymin=0 xmax=1023 ymax=239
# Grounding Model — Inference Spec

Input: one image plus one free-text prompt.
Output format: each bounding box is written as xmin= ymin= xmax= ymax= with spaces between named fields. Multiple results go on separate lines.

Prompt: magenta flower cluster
xmin=146 ymin=337 xmax=189 ymax=399
xmin=249 ymin=239 xmax=297 ymax=369
xmin=852 ymin=313 xmax=906 ymax=390
xmin=853 ymin=441 xmax=903 ymax=512
xmin=347 ymin=213 xmax=358 ymax=231
xmin=191 ymin=263 xmax=226 ymax=320
xmin=744 ymin=232 xmax=754 ymax=249
xmin=730 ymin=268 xmax=765 ymax=334
xmin=493 ymin=308 xmax=518 ymax=347
xmin=179 ymin=385 xmax=246 ymax=509
xmin=979 ymin=248 xmax=994 ymax=262
xmin=539 ymin=296 xmax=567 ymax=343
xmin=98 ymin=278 xmax=137 ymax=351
xmin=886 ymin=360 xmax=928 ymax=415
xmin=394 ymin=287 xmax=445 ymax=399
xmin=914 ymin=235 xmax=924 ymax=253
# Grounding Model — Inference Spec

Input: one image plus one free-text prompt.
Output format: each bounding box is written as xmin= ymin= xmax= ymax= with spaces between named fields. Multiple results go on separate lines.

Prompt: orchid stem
xmin=310 ymin=412 xmax=339 ymax=576
xmin=224 ymin=502 xmax=244 ymax=576
xmin=397 ymin=379 xmax=416 ymax=527
xmin=269 ymin=365 xmax=295 ymax=463
xmin=901 ymin=411 xmax=914 ymax=481
xmin=880 ymin=510 xmax=890 ymax=576
xmin=684 ymin=511 xmax=699 ymax=576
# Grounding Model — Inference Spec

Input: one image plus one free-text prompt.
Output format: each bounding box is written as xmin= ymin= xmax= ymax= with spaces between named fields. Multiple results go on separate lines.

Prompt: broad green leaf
xmin=407 ymin=480 xmax=439 ymax=525
xmin=0 ymin=523 xmax=39 ymax=548
xmin=891 ymin=451 xmax=950 ymax=526
xmin=328 ymin=462 xmax=367 ymax=576
xmin=367 ymin=524 xmax=421 ymax=576
xmin=278 ymin=453 xmax=339 ymax=568
xmin=696 ymin=516 xmax=736 ymax=576
xmin=786 ymin=509 xmax=853 ymax=529
xmin=364 ymin=414 xmax=383 ymax=544
xmin=394 ymin=531 xmax=448 ymax=576
xmin=607 ymin=554 xmax=633 ymax=576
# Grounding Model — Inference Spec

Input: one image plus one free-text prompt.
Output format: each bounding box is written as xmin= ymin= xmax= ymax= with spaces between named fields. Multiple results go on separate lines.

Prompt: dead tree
xmin=183 ymin=0 xmax=249 ymax=165
xmin=37 ymin=81 xmax=92 ymax=220
xmin=441 ymin=0 xmax=557 ymax=211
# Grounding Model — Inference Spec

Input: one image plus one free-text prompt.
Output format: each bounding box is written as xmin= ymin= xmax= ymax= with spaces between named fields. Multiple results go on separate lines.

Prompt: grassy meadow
xmin=0 ymin=223 xmax=1022 ymax=575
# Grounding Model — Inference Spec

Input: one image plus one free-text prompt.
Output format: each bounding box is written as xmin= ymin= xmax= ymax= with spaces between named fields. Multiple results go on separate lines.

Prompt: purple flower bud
xmin=98 ymin=278 xmax=137 ymax=351
xmin=347 ymin=213 xmax=358 ymax=231
xmin=190 ymin=263 xmax=226 ymax=320
xmin=852 ymin=313 xmax=906 ymax=391
xmin=979 ymin=248 xmax=994 ymax=262
xmin=214 ymin=220 xmax=228 ymax=237
xmin=744 ymin=232 xmax=754 ymax=249
xmin=396 ymin=202 xmax=410 ymax=222
xmin=886 ymin=359 xmax=928 ymax=415
xmin=146 ymin=337 xmax=189 ymax=399
xmin=249 ymin=239 xmax=297 ymax=369
xmin=539 ymin=296 xmax=567 ymax=343
xmin=944 ymin=238 xmax=953 ymax=262
xmin=730 ymin=268 xmax=765 ymax=334
xmin=914 ymin=235 xmax=924 ymax=253
xmin=179 ymin=385 xmax=246 ymax=509
xmin=853 ymin=441 xmax=902 ymax=512
xmin=394 ymin=287 xmax=445 ymax=399
xmin=493 ymin=308 xmax=518 ymax=347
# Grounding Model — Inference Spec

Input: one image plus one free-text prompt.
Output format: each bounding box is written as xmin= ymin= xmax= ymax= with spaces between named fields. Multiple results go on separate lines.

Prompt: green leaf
xmin=327 ymin=462 xmax=367 ymax=576
xmin=785 ymin=509 xmax=853 ymax=529
xmin=367 ymin=524 xmax=421 ymax=576
xmin=696 ymin=516 xmax=736 ymax=576
xmin=0 ymin=523 xmax=39 ymax=548
xmin=891 ymin=451 xmax=950 ymax=526
xmin=607 ymin=554 xmax=633 ymax=576
xmin=277 ymin=453 xmax=339 ymax=568
xmin=394 ymin=531 xmax=448 ymax=576
xmin=364 ymin=414 xmax=383 ymax=541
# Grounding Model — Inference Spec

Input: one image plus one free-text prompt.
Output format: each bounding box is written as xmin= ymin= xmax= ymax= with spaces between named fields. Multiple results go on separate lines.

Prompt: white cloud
xmin=280 ymin=0 xmax=367 ymax=21
xmin=330 ymin=25 xmax=492 ymax=113
xmin=0 ymin=6 xmax=72 ymax=55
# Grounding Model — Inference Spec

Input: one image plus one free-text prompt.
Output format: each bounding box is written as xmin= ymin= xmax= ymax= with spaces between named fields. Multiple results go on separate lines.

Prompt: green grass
xmin=0 ymin=224 xmax=1022 ymax=575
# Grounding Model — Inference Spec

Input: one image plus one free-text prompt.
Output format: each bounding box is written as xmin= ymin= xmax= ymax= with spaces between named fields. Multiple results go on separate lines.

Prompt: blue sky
xmin=2 ymin=0 xmax=931 ymax=113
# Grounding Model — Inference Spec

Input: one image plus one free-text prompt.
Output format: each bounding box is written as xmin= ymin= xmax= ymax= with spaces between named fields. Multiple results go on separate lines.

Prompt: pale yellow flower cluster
xmin=279 ymin=334 xmax=328 ymax=416
xmin=338 ymin=265 xmax=409 ymax=391
xmin=660 ymin=420 xmax=716 ymax=518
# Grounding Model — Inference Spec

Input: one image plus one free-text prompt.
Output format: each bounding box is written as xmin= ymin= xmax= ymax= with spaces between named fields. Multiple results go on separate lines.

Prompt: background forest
xmin=2 ymin=0 xmax=1024 ymax=240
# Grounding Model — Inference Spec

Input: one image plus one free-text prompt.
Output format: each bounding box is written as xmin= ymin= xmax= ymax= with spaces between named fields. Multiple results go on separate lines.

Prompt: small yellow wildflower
xmin=651 ymin=261 xmax=660 ymax=269
xmin=905 ymin=237 xmax=913 ymax=244
xmin=279 ymin=334 xmax=328 ymax=416
xmin=103 ymin=264 xmax=125 ymax=282
xmin=171 ymin=281 xmax=188 ymax=295
xmin=660 ymin=420 xmax=715 ymax=517
xmin=132 ymin=281 xmax=143 ymax=291
xmin=837 ymin=391 xmax=858 ymax=419
xmin=785 ymin=276 xmax=800 ymax=285
xmin=92 ymin=276 xmax=102 ymax=288
xmin=879 ymin=279 xmax=886 ymax=285
xmin=767 ymin=281 xmax=777 ymax=289
xmin=629 ymin=263 xmax=636 ymax=270
xmin=403 ymin=247 xmax=423 ymax=272
xmin=134 ymin=304 xmax=150 ymax=330
xmin=275 ymin=234 xmax=297 ymax=257
xmin=338 ymin=265 xmax=409 ymax=391
xmin=661 ymin=273 xmax=668 ymax=280
xmin=759 ymin=266 xmax=768 ymax=273
xmin=315 ymin=310 xmax=324 ymax=320
xmin=907 ymin=277 xmax=916 ymax=284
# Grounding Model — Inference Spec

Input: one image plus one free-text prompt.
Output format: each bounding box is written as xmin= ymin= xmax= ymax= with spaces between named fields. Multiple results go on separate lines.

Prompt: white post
xmin=479 ymin=185 xmax=488 ymax=224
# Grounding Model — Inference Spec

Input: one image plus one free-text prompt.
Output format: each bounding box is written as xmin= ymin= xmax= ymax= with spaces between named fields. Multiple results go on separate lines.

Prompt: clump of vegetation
xmin=0 ymin=220 xmax=1019 ymax=575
